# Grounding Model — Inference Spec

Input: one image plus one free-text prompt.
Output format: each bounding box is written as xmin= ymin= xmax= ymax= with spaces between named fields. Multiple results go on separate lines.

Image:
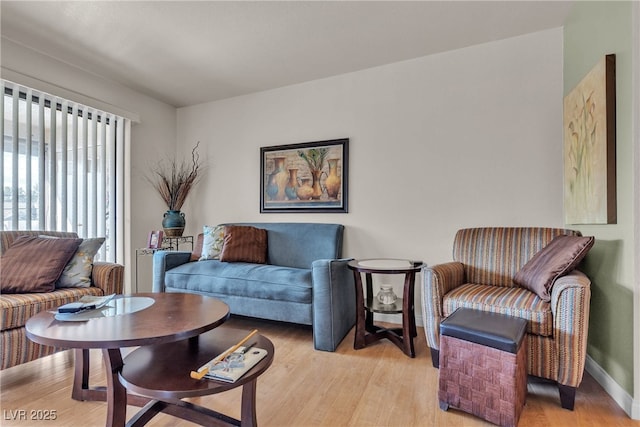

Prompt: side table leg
xmin=401 ymin=272 xmax=417 ymax=357
xmin=103 ymin=348 xmax=127 ymax=427
xmin=353 ymin=271 xmax=367 ymax=349
xmin=241 ymin=379 xmax=258 ymax=427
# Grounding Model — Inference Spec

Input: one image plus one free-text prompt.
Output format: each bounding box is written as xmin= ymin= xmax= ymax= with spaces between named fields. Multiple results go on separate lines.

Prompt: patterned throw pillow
xmin=0 ymin=236 xmax=82 ymax=293
xmin=199 ymin=225 xmax=225 ymax=260
xmin=57 ymin=237 xmax=106 ymax=288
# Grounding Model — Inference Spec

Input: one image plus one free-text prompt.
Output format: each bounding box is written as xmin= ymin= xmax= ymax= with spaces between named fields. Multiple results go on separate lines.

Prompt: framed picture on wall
xmin=147 ymin=230 xmax=164 ymax=249
xmin=563 ymin=54 xmax=616 ymax=224
xmin=260 ymin=138 xmax=348 ymax=213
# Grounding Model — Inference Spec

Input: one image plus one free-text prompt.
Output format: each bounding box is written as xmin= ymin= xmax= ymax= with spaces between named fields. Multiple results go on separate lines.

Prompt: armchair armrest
xmin=152 ymin=251 xmax=192 ymax=293
xmin=421 ymin=261 xmax=465 ymax=351
xmin=92 ymin=262 xmax=124 ymax=295
xmin=550 ymin=269 xmax=591 ymax=388
xmin=311 ymin=258 xmax=356 ymax=352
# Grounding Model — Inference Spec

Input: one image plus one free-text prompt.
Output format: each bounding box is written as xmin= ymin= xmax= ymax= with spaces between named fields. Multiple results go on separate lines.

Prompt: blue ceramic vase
xmin=162 ymin=210 xmax=185 ymax=237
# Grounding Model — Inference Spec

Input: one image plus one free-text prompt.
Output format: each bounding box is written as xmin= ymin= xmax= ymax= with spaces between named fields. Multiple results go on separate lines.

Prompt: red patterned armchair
xmin=421 ymin=227 xmax=592 ymax=410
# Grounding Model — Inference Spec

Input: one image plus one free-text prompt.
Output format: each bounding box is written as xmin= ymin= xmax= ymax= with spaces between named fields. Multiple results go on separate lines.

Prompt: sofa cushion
xmin=220 ymin=225 xmax=267 ymax=264
xmin=0 ymin=287 xmax=103 ymax=331
xmin=199 ymin=225 xmax=225 ymax=261
xmin=0 ymin=236 xmax=82 ymax=293
xmin=443 ymin=283 xmax=552 ymax=337
xmin=513 ymin=235 xmax=594 ymax=302
xmin=165 ymin=260 xmax=312 ymax=304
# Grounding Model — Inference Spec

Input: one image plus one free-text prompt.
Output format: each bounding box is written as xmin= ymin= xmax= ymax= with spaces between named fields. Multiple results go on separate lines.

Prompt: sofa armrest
xmin=311 ymin=258 xmax=356 ymax=352
xmin=550 ymin=269 xmax=591 ymax=388
xmin=421 ymin=261 xmax=465 ymax=350
xmin=92 ymin=262 xmax=124 ymax=295
xmin=152 ymin=251 xmax=192 ymax=293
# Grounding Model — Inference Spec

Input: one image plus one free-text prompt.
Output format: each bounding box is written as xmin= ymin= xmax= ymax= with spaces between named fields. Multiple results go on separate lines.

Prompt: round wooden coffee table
xmin=119 ymin=327 xmax=274 ymax=427
xmin=25 ymin=293 xmax=230 ymax=427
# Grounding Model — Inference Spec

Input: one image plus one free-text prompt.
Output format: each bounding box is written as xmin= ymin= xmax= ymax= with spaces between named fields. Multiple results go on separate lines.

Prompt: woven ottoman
xmin=438 ymin=308 xmax=527 ymax=427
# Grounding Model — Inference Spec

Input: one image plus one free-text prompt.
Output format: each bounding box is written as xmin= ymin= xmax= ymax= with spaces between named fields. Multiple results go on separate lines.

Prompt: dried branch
xmin=147 ymin=142 xmax=202 ymax=211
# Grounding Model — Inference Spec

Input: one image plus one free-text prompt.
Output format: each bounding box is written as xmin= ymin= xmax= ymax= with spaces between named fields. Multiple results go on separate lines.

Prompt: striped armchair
xmin=0 ymin=231 xmax=124 ymax=370
xmin=421 ymin=227 xmax=591 ymax=410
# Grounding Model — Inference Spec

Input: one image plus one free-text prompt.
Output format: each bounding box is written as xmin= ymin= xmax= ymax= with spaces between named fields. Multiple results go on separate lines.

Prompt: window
xmin=1 ymin=80 xmax=127 ymax=262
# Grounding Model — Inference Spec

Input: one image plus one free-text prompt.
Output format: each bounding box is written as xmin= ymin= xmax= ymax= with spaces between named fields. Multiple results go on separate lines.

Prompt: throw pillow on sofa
xmin=219 ymin=225 xmax=267 ymax=264
xmin=199 ymin=225 xmax=225 ymax=261
xmin=37 ymin=235 xmax=106 ymax=288
xmin=513 ymin=234 xmax=595 ymax=302
xmin=190 ymin=233 xmax=204 ymax=261
xmin=0 ymin=235 xmax=82 ymax=293
xmin=57 ymin=237 xmax=105 ymax=288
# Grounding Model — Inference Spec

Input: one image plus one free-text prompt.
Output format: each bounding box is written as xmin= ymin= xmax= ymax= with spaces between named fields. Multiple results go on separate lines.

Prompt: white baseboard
xmin=585 ymin=355 xmax=640 ymax=419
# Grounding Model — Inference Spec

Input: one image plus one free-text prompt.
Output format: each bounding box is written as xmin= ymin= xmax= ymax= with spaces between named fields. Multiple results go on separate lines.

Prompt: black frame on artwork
xmin=260 ymin=138 xmax=348 ymax=213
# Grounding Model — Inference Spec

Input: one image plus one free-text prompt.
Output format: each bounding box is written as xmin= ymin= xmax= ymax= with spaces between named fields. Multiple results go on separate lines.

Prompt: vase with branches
xmin=147 ymin=142 xmax=202 ymax=237
xmin=298 ymin=147 xmax=329 ymax=199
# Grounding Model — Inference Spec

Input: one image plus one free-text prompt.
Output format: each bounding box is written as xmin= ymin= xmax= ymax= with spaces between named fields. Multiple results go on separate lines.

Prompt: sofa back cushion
xmin=226 ymin=223 xmax=343 ymax=269
xmin=453 ymin=227 xmax=581 ymax=287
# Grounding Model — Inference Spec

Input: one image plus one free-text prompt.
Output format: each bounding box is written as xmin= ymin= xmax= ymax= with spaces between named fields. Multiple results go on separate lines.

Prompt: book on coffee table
xmin=202 ymin=346 xmax=268 ymax=383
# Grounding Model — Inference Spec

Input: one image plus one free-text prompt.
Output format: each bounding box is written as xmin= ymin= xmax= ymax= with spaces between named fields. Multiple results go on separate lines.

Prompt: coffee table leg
xmin=72 ymin=349 xmax=90 ymax=401
xmin=103 ymin=348 xmax=127 ymax=427
xmin=241 ymin=379 xmax=258 ymax=427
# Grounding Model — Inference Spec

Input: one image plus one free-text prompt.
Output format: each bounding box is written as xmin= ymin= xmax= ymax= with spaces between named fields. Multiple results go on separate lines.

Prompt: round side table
xmin=347 ymin=259 xmax=423 ymax=357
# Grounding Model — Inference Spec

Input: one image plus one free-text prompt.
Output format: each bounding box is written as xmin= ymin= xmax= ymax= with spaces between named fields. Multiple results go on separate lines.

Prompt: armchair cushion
xmin=443 ymin=283 xmax=552 ymax=336
xmin=514 ymin=235 xmax=594 ymax=302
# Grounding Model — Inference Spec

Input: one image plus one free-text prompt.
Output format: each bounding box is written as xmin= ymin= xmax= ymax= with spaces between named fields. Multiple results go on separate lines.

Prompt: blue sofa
xmin=152 ymin=223 xmax=355 ymax=351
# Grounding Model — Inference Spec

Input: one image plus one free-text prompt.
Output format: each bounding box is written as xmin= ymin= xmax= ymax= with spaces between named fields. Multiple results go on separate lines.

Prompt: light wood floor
xmin=1 ymin=316 xmax=636 ymax=427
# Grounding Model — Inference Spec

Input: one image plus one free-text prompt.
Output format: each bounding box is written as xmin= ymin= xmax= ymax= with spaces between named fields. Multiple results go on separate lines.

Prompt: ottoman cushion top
xmin=440 ymin=308 xmax=527 ymax=354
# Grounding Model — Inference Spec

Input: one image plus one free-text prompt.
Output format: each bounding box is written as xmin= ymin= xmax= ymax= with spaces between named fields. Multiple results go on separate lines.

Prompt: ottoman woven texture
xmin=439 ymin=308 xmax=527 ymax=427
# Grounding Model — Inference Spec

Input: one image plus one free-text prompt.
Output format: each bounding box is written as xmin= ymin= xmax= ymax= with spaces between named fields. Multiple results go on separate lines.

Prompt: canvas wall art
xmin=563 ymin=54 xmax=616 ymax=224
xmin=260 ymin=138 xmax=348 ymax=213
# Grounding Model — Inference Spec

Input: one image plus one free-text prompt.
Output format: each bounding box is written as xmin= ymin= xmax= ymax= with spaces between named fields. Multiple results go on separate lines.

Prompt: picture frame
xmin=260 ymin=138 xmax=348 ymax=213
xmin=147 ymin=230 xmax=164 ymax=249
xmin=563 ymin=54 xmax=616 ymax=224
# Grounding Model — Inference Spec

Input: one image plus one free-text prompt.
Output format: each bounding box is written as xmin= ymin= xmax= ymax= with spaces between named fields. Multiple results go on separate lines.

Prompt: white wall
xmin=1 ymin=38 xmax=178 ymax=292
xmin=177 ymin=28 xmax=565 ymax=319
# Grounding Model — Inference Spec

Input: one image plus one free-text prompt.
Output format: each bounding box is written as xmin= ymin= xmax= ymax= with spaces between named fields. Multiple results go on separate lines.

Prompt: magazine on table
xmin=56 ymin=294 xmax=116 ymax=316
xmin=202 ymin=345 xmax=268 ymax=383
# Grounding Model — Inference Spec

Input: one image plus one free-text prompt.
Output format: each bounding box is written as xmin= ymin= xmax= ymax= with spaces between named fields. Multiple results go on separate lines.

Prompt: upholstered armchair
xmin=0 ymin=231 xmax=124 ymax=369
xmin=422 ymin=227 xmax=593 ymax=410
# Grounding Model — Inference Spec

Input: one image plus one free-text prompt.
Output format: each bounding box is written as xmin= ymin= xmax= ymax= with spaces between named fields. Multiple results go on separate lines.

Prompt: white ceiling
xmin=1 ymin=1 xmax=573 ymax=108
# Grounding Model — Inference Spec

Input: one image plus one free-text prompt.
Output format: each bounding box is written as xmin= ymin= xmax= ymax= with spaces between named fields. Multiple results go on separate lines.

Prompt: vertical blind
xmin=1 ymin=79 xmax=127 ymax=262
